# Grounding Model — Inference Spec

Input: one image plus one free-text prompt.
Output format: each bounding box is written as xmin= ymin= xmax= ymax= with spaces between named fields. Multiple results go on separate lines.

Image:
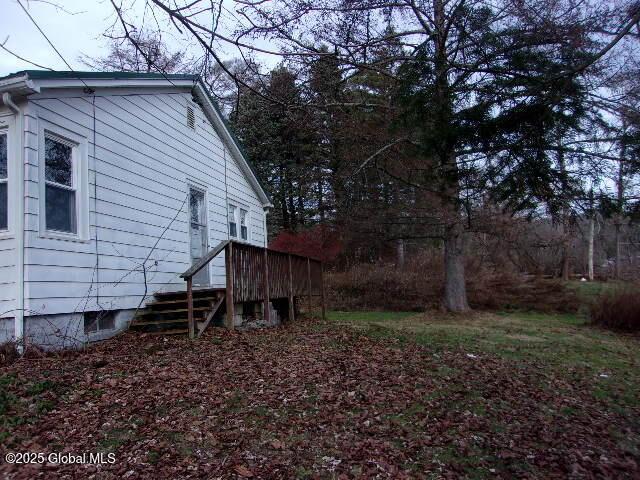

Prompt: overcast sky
xmin=0 ymin=0 xmax=259 ymax=78
xmin=0 ymin=0 xmax=122 ymax=76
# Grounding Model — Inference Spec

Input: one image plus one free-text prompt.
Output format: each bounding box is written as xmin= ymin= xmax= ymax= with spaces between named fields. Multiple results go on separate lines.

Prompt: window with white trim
xmin=240 ymin=208 xmax=248 ymax=240
xmin=0 ymin=129 xmax=7 ymax=231
xmin=228 ymin=203 xmax=237 ymax=238
xmin=228 ymin=203 xmax=250 ymax=241
xmin=44 ymin=134 xmax=77 ymax=234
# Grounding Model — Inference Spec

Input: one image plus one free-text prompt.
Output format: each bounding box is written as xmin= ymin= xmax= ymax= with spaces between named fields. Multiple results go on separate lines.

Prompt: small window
xmin=84 ymin=311 xmax=116 ymax=334
xmin=240 ymin=208 xmax=248 ymax=240
xmin=186 ymin=105 xmax=196 ymax=130
xmin=228 ymin=203 xmax=237 ymax=237
xmin=0 ymin=130 xmax=7 ymax=230
xmin=44 ymin=135 xmax=76 ymax=234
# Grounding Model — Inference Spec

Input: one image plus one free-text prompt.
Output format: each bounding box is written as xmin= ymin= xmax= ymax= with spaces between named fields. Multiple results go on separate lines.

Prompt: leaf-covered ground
xmin=1 ymin=317 xmax=639 ymax=479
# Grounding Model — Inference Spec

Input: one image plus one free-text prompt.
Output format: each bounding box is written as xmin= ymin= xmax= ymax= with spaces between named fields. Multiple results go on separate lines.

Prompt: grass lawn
xmin=0 ymin=311 xmax=638 ymax=478
xmin=329 ymin=310 xmax=640 ymax=413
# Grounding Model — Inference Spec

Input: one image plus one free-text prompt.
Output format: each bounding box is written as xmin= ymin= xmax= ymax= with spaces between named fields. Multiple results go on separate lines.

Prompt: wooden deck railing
xmin=181 ymin=240 xmax=325 ymax=338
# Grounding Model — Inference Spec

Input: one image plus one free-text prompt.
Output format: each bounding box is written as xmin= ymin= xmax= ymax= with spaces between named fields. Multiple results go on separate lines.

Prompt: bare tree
xmin=106 ymin=0 xmax=640 ymax=311
xmin=81 ymin=29 xmax=186 ymax=73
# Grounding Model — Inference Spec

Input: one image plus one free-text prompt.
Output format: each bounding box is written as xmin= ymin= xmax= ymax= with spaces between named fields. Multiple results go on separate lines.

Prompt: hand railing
xmin=180 ymin=240 xmax=326 ymax=338
xmin=180 ymin=240 xmax=229 ymax=338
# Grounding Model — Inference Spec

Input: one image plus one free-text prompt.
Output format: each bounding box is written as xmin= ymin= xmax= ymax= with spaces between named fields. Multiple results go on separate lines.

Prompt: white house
xmin=0 ymin=70 xmax=272 ymax=348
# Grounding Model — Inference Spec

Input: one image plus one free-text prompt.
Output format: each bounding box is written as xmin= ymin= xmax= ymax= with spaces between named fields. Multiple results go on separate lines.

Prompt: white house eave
xmin=192 ymin=81 xmax=273 ymax=208
xmin=0 ymin=75 xmax=40 ymax=96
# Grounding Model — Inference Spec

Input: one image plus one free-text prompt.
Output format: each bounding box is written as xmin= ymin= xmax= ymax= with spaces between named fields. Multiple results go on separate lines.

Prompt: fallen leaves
xmin=0 ymin=319 xmax=638 ymax=479
xmin=233 ymin=465 xmax=254 ymax=477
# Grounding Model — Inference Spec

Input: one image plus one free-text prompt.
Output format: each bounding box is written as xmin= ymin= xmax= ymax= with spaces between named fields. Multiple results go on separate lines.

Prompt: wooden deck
xmin=130 ymin=240 xmax=325 ymax=337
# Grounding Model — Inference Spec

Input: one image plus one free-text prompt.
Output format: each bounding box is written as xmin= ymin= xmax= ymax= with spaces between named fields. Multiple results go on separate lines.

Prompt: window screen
xmin=44 ymin=135 xmax=76 ymax=233
xmin=240 ymin=208 xmax=248 ymax=240
xmin=228 ymin=204 xmax=237 ymax=237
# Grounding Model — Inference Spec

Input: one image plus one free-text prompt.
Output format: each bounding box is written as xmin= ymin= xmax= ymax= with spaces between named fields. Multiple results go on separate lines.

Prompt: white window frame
xmin=38 ymin=120 xmax=89 ymax=242
xmin=239 ymin=207 xmax=249 ymax=241
xmin=227 ymin=199 xmax=251 ymax=242
xmin=0 ymin=113 xmax=17 ymax=239
xmin=187 ymin=182 xmax=211 ymax=285
xmin=228 ymin=202 xmax=238 ymax=238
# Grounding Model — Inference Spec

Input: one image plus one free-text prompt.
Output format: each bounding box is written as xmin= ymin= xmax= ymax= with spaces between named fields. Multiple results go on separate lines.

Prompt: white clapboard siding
xmin=22 ymin=89 xmax=267 ymax=316
xmin=0 ymin=240 xmax=16 ymax=311
xmin=0 ymin=106 xmax=16 ymax=318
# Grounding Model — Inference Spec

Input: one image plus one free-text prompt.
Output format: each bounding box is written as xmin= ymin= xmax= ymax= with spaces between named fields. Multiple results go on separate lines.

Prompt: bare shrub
xmin=327 ymin=251 xmax=580 ymax=313
xmin=0 ymin=341 xmax=20 ymax=367
xmin=590 ymin=288 xmax=640 ymax=331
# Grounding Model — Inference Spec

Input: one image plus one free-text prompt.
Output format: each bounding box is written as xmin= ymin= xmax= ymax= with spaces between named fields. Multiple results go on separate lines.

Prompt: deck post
xmin=187 ymin=277 xmax=194 ymax=339
xmin=320 ymin=262 xmax=327 ymax=320
xmin=263 ymin=248 xmax=270 ymax=324
xmin=287 ymin=254 xmax=295 ymax=322
xmin=307 ymin=257 xmax=312 ymax=316
xmin=225 ymin=242 xmax=235 ymax=330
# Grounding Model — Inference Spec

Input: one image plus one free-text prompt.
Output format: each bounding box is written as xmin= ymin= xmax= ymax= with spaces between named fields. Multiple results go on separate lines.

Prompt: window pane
xmin=46 ymin=184 xmax=76 ymax=233
xmin=0 ymin=183 xmax=6 ymax=230
xmin=99 ymin=312 xmax=115 ymax=330
xmin=84 ymin=311 xmax=115 ymax=334
xmin=189 ymin=189 xmax=205 ymax=224
xmin=240 ymin=209 xmax=247 ymax=226
xmin=0 ymin=133 xmax=7 ymax=179
xmin=241 ymin=225 xmax=248 ymax=240
xmin=228 ymin=204 xmax=237 ymax=237
xmin=45 ymin=137 xmax=72 ymax=186
xmin=83 ymin=312 xmax=98 ymax=333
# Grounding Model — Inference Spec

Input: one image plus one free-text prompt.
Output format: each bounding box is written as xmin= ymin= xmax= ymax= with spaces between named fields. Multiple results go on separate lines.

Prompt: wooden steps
xmin=130 ymin=288 xmax=225 ymax=335
xmin=137 ymin=307 xmax=210 ymax=316
xmin=147 ymin=297 xmax=217 ymax=307
xmin=148 ymin=328 xmax=189 ymax=335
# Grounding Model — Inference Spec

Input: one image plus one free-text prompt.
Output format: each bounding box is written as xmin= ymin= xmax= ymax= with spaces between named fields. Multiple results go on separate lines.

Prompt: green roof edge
xmin=0 ymin=69 xmax=198 ymax=81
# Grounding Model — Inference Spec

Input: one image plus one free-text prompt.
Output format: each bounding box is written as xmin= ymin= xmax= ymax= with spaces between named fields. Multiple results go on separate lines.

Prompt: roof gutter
xmin=1 ymin=93 xmax=24 ymax=351
xmin=0 ymin=74 xmax=39 ymax=96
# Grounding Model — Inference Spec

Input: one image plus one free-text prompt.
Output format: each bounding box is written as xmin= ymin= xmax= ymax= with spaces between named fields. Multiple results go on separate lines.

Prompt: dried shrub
xmin=0 ymin=341 xmax=20 ymax=367
xmin=270 ymin=226 xmax=342 ymax=262
xmin=327 ymin=251 xmax=580 ymax=313
xmin=590 ymin=288 xmax=640 ymax=332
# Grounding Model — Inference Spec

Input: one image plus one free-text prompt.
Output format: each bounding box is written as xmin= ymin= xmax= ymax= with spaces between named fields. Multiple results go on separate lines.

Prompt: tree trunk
xmin=615 ymin=222 xmax=622 ymax=280
xmin=556 ymin=137 xmax=571 ymax=282
xmin=587 ymin=214 xmax=595 ymax=281
xmin=615 ymin=124 xmax=626 ymax=280
xmin=432 ymin=0 xmax=468 ymax=312
xmin=396 ymin=238 xmax=405 ymax=268
xmin=561 ymin=234 xmax=570 ymax=282
xmin=280 ymin=164 xmax=290 ymax=229
xmin=287 ymin=184 xmax=297 ymax=230
xmin=444 ymin=223 xmax=469 ymax=312
xmin=317 ymin=177 xmax=325 ymax=224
